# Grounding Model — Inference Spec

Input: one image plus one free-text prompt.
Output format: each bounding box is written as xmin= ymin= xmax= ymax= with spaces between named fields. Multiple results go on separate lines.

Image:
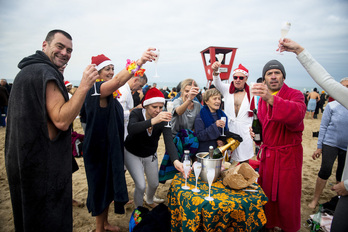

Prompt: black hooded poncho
xmin=5 ymin=51 xmax=72 ymax=231
xmin=82 ymin=82 xmax=128 ymax=216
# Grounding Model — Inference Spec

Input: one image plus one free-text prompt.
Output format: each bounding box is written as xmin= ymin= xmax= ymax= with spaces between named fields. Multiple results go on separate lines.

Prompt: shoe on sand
xmin=143 ymin=194 xmax=165 ymax=204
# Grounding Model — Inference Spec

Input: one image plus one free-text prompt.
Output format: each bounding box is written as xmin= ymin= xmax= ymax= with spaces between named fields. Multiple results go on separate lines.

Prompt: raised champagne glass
xmin=216 ymin=53 xmax=224 ymax=74
xmin=204 ymin=168 xmax=215 ymax=201
xmin=153 ymin=48 xmax=160 ymax=78
xmin=192 ymin=161 xmax=202 ymax=193
xmin=277 ymin=22 xmax=291 ymax=54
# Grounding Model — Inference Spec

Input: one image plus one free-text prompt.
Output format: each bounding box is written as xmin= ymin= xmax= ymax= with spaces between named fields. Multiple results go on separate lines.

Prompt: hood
xmin=18 ymin=50 xmax=58 ymax=71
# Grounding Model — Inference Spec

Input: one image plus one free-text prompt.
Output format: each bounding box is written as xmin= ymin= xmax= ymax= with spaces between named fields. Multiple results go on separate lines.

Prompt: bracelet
xmin=126 ymin=59 xmax=145 ymax=77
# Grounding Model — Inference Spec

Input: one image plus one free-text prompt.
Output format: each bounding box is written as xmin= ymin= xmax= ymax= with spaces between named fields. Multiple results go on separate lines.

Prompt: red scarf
xmin=229 ymin=82 xmax=255 ymax=117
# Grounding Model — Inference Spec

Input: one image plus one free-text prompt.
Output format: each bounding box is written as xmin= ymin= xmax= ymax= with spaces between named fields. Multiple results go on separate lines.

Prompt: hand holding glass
xmin=204 ymin=168 xmax=215 ymax=201
xmin=192 ymin=161 xmax=202 ymax=193
xmin=165 ymin=101 xmax=174 ymax=128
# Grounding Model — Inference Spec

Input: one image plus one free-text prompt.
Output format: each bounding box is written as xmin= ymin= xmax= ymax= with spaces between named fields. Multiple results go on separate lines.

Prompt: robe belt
xmin=259 ymin=143 xmax=298 ymax=202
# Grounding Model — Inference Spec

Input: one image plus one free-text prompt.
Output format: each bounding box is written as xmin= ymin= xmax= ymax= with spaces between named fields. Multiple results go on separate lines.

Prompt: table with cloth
xmin=167 ymin=173 xmax=268 ymax=232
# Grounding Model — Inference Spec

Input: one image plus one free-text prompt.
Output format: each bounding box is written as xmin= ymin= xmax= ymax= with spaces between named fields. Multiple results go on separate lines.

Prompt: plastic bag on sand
xmin=221 ymin=163 xmax=259 ymax=190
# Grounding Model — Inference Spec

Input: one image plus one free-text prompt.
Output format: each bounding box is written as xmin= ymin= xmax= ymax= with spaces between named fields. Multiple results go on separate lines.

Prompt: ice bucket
xmin=196 ymin=152 xmax=223 ymax=183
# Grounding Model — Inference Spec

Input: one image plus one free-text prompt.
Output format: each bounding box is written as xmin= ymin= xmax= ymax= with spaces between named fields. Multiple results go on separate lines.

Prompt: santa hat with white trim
xmin=232 ymin=64 xmax=249 ymax=77
xmin=142 ymin=88 xmax=165 ymax=107
xmin=91 ymin=54 xmax=113 ymax=71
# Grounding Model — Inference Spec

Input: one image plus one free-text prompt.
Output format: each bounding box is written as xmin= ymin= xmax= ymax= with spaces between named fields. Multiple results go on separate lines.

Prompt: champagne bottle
xmin=213 ymin=139 xmax=236 ymax=159
xmin=252 ymin=109 xmax=262 ymax=142
xmin=208 ymin=146 xmax=214 ymax=159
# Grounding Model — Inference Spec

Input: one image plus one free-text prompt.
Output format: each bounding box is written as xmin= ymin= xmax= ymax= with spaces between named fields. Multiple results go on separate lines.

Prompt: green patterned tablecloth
xmin=167 ymin=173 xmax=268 ymax=232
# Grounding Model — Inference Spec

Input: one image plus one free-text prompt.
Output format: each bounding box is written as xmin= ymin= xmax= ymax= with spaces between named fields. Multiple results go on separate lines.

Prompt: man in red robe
xmin=251 ymin=60 xmax=306 ymax=231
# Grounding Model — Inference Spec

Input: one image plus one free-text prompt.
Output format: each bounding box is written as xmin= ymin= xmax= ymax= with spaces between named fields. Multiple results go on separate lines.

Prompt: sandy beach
xmin=0 ymin=113 xmax=338 ymax=232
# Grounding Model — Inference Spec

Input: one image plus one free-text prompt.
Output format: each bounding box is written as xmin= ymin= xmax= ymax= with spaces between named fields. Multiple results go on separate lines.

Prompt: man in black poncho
xmin=5 ymin=29 xmax=99 ymax=231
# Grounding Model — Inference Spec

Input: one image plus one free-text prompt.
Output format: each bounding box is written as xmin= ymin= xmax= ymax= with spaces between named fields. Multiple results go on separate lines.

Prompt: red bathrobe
xmin=257 ymin=83 xmax=306 ymax=231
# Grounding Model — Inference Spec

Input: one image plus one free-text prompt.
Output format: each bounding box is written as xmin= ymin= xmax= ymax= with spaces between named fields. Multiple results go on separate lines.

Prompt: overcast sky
xmin=1 ymin=0 xmax=348 ymax=90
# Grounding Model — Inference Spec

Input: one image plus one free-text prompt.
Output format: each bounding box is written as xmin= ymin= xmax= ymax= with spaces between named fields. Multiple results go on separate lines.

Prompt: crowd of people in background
xmin=3 ymin=29 xmax=348 ymax=232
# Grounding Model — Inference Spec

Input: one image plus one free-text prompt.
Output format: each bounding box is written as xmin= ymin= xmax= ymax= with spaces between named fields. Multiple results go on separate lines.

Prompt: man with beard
xmin=5 ymin=29 xmax=99 ymax=231
xmin=251 ymin=60 xmax=306 ymax=232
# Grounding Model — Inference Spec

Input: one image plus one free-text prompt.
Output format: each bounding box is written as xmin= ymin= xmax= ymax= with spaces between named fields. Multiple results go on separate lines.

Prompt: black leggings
xmin=331 ymin=195 xmax=348 ymax=231
xmin=318 ymin=144 xmax=346 ymax=181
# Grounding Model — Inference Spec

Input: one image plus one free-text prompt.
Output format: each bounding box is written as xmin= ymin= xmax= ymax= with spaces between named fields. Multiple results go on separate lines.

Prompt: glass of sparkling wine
xmin=277 ymin=22 xmax=291 ymax=54
xmin=220 ymin=117 xmax=226 ymax=136
xmin=182 ymin=159 xmax=191 ymax=190
xmin=216 ymin=53 xmax=224 ymax=74
xmin=204 ymin=168 xmax=215 ymax=201
xmin=192 ymin=161 xmax=202 ymax=193
xmin=153 ymin=48 xmax=160 ymax=78
xmin=165 ymin=101 xmax=174 ymax=128
xmin=91 ymin=82 xmax=100 ymax=96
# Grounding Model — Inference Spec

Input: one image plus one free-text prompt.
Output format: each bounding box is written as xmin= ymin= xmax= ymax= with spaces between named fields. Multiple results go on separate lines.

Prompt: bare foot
xmin=104 ymin=223 xmax=120 ymax=232
xmin=126 ymin=200 xmax=134 ymax=205
xmin=72 ymin=199 xmax=85 ymax=208
xmin=308 ymin=201 xmax=317 ymax=209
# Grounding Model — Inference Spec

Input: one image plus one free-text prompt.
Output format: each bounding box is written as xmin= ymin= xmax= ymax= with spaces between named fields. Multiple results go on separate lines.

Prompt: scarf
xmin=200 ymin=105 xmax=229 ymax=131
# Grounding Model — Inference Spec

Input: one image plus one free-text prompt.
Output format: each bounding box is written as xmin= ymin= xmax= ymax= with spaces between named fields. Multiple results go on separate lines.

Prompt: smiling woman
xmin=194 ymin=88 xmax=229 ymax=153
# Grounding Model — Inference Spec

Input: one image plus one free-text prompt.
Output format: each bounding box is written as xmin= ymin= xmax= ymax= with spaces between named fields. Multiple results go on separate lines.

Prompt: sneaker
xmin=153 ymin=196 xmax=165 ymax=204
xmin=143 ymin=194 xmax=165 ymax=204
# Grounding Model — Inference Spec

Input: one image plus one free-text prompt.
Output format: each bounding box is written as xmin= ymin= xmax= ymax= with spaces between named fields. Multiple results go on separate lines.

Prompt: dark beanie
xmin=262 ymin=60 xmax=286 ymax=79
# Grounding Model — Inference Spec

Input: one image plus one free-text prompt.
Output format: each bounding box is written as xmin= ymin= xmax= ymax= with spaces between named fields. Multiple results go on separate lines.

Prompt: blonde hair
xmin=180 ymin=79 xmax=198 ymax=92
xmin=203 ymin=88 xmax=222 ymax=103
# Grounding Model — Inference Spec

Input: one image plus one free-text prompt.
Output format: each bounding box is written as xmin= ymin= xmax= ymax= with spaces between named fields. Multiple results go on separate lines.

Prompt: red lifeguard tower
xmin=200 ymin=46 xmax=238 ymax=87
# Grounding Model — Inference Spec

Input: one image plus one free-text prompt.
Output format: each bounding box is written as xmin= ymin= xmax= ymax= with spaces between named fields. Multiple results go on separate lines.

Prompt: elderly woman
xmin=194 ymin=88 xmax=228 ymax=152
xmin=124 ymin=88 xmax=184 ymax=208
xmin=171 ymin=78 xmax=201 ymax=137
xmin=83 ymin=50 xmax=155 ymax=232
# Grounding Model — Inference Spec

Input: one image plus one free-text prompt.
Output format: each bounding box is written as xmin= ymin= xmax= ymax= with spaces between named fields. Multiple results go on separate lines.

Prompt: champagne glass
xmin=204 ymin=168 xmax=215 ymax=201
xmin=192 ymin=161 xmax=202 ymax=193
xmin=220 ymin=117 xmax=226 ymax=136
xmin=153 ymin=48 xmax=160 ymax=78
xmin=216 ymin=53 xmax=224 ymax=74
xmin=165 ymin=101 xmax=174 ymax=128
xmin=91 ymin=82 xmax=100 ymax=96
xmin=181 ymin=151 xmax=191 ymax=190
xmin=277 ymin=22 xmax=291 ymax=54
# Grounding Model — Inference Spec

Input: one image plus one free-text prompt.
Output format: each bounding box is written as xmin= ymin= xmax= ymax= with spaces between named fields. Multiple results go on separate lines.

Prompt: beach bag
xmin=129 ymin=206 xmax=149 ymax=232
xmin=133 ymin=203 xmax=171 ymax=232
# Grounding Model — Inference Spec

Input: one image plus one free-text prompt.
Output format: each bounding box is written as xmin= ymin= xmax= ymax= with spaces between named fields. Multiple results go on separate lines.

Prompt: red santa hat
xmin=91 ymin=54 xmax=113 ymax=71
xmin=64 ymin=81 xmax=72 ymax=87
xmin=232 ymin=64 xmax=249 ymax=77
xmin=142 ymin=88 xmax=165 ymax=107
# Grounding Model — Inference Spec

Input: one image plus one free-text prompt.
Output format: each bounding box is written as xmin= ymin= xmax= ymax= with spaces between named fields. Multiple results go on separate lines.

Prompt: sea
xmin=6 ymin=78 xmax=322 ymax=94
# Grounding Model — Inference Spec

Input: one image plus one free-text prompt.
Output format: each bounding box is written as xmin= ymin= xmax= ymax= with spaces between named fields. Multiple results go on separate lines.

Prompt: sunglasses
xmin=233 ymin=76 xmax=245 ymax=80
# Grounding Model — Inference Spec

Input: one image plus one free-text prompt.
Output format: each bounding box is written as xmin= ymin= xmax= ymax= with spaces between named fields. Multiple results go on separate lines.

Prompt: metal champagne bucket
xmin=196 ymin=152 xmax=223 ymax=183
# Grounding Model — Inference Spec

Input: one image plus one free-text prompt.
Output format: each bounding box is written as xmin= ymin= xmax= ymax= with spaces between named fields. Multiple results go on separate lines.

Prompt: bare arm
xmin=46 ymin=64 xmax=99 ymax=131
xmin=100 ymin=48 xmax=156 ymax=98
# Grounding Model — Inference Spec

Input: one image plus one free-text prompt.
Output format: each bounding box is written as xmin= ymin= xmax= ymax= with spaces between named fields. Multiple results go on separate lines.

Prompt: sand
xmin=0 ymin=113 xmax=338 ymax=232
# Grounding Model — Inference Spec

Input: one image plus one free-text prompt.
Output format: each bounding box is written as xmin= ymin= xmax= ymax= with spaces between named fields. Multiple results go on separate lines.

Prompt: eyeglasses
xmin=233 ymin=76 xmax=245 ymax=80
